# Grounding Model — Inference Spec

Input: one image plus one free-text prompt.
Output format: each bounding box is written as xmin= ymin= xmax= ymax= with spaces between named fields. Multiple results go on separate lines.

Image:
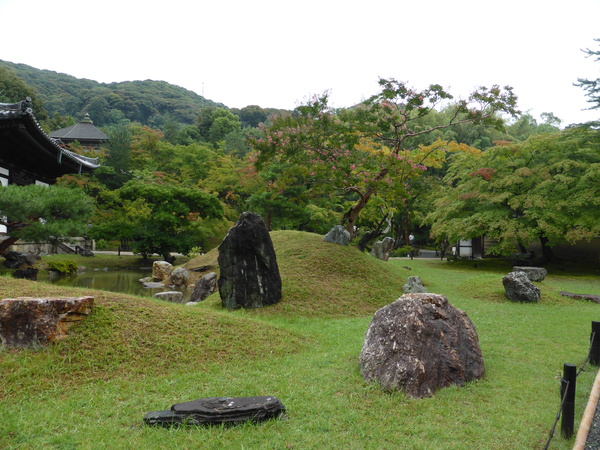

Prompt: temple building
xmin=49 ymin=113 xmax=109 ymax=148
xmin=0 ymin=98 xmax=100 ymax=186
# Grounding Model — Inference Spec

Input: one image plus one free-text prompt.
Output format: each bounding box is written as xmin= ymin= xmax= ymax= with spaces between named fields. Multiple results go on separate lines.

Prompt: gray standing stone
xmin=170 ymin=267 xmax=190 ymax=287
xmin=370 ymin=237 xmax=395 ymax=261
xmin=402 ymin=275 xmax=427 ymax=293
xmin=154 ymin=291 xmax=185 ymax=304
xmin=190 ymin=272 xmax=217 ymax=302
xmin=323 ymin=225 xmax=351 ymax=245
xmin=359 ymin=293 xmax=484 ymax=398
xmin=217 ymin=212 xmax=282 ymax=309
xmin=512 ymin=266 xmax=547 ymax=282
xmin=502 ymin=271 xmax=541 ymax=302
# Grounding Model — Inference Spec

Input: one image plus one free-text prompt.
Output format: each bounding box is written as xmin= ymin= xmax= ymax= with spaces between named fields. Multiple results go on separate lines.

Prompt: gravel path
xmin=586 ymin=406 xmax=600 ymax=449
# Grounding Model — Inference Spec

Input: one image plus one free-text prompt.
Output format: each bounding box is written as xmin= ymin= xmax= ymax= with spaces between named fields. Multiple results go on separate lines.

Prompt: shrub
xmin=47 ymin=259 xmax=79 ymax=275
xmin=390 ymin=245 xmax=414 ymax=257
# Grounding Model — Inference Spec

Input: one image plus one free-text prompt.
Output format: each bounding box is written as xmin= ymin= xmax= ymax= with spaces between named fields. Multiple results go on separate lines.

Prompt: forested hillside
xmin=0 ymin=60 xmax=224 ymax=127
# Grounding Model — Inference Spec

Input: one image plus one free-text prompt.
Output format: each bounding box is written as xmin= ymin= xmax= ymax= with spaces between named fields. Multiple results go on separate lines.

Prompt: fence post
xmin=590 ymin=321 xmax=600 ymax=365
xmin=561 ymin=363 xmax=577 ymax=439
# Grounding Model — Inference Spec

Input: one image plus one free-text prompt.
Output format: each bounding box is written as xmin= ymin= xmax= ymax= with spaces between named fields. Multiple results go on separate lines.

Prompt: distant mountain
xmin=0 ymin=60 xmax=226 ymax=127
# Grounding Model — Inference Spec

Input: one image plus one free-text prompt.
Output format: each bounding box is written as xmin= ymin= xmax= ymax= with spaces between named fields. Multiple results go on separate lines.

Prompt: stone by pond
xmin=40 ymin=267 xmax=191 ymax=301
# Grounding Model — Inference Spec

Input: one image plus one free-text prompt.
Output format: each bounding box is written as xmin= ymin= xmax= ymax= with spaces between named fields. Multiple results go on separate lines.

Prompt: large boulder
xmin=512 ymin=266 xmax=547 ymax=282
xmin=190 ymin=272 xmax=217 ymax=302
xmin=323 ymin=225 xmax=351 ymax=246
xmin=217 ymin=212 xmax=282 ymax=309
xmin=359 ymin=293 xmax=484 ymax=398
xmin=502 ymin=271 xmax=540 ymax=302
xmin=152 ymin=261 xmax=173 ymax=282
xmin=0 ymin=296 xmax=94 ymax=348
xmin=402 ymin=275 xmax=427 ymax=293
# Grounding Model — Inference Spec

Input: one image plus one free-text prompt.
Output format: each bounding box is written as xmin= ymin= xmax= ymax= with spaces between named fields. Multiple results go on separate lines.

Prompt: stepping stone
xmin=144 ymin=396 xmax=286 ymax=426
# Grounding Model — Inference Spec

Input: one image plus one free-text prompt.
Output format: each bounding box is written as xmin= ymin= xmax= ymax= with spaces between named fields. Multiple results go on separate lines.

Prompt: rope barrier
xmin=544 ymin=329 xmax=598 ymax=449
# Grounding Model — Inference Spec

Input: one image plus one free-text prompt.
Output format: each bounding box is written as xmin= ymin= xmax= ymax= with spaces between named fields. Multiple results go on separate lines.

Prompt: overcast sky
xmin=1 ymin=0 xmax=599 ymax=126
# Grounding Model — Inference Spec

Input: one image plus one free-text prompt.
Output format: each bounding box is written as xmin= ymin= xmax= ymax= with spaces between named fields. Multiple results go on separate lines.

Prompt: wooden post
xmin=561 ymin=363 xmax=577 ymax=439
xmin=590 ymin=321 xmax=600 ymax=365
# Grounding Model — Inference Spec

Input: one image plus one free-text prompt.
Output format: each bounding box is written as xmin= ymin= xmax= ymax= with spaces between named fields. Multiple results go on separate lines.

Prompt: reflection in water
xmin=43 ymin=268 xmax=189 ymax=300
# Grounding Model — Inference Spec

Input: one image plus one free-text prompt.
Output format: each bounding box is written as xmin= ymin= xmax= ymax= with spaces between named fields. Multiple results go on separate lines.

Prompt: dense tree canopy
xmin=425 ymin=127 xmax=600 ymax=261
xmin=90 ymin=180 xmax=224 ymax=261
xmin=250 ymin=79 xmax=519 ymax=238
xmin=0 ymin=185 xmax=94 ymax=255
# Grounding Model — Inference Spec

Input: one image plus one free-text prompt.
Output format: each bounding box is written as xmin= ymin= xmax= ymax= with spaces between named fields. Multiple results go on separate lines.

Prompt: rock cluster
xmin=359 ymin=293 xmax=484 ymax=398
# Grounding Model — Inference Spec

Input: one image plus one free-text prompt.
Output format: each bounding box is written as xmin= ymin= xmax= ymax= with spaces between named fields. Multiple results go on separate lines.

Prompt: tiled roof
xmin=49 ymin=113 xmax=109 ymax=141
xmin=0 ymin=98 xmax=100 ymax=172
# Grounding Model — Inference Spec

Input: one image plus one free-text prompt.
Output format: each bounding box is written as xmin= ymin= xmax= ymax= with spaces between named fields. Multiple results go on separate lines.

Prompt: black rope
xmin=577 ymin=332 xmax=596 ymax=378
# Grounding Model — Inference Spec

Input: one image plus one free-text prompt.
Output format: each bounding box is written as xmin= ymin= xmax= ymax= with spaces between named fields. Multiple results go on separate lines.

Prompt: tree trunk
xmin=356 ymin=213 xmax=389 ymax=252
xmin=540 ymin=235 xmax=553 ymax=264
xmin=0 ymin=235 xmax=19 ymax=256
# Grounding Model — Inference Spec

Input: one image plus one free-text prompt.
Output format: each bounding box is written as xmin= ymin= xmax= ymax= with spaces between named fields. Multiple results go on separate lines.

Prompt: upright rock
xmin=402 ymin=275 xmax=427 ymax=293
xmin=370 ymin=237 xmax=395 ymax=261
xmin=359 ymin=293 xmax=484 ymax=398
xmin=0 ymin=296 xmax=94 ymax=348
xmin=323 ymin=225 xmax=351 ymax=246
xmin=502 ymin=271 xmax=540 ymax=302
xmin=217 ymin=212 xmax=282 ymax=309
xmin=190 ymin=272 xmax=217 ymax=302
xmin=170 ymin=267 xmax=190 ymax=287
xmin=152 ymin=261 xmax=173 ymax=282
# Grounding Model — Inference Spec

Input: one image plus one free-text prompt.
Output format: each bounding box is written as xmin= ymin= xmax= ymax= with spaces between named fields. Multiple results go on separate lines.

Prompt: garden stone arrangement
xmin=217 ymin=212 xmax=282 ymax=309
xmin=144 ymin=396 xmax=286 ymax=426
xmin=359 ymin=292 xmax=484 ymax=398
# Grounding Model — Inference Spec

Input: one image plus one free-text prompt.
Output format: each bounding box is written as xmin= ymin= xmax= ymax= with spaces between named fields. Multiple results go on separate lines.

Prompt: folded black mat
xmin=144 ymin=396 xmax=286 ymax=426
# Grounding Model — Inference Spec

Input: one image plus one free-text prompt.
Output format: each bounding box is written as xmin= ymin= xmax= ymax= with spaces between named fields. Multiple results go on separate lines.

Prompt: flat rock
xmin=154 ymin=291 xmax=185 ymax=304
xmin=513 ymin=266 xmax=547 ymax=282
xmin=144 ymin=396 xmax=286 ymax=426
xmin=0 ymin=296 xmax=94 ymax=348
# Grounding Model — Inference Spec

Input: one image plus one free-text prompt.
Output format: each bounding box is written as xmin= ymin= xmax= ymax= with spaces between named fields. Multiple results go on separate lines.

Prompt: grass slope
xmin=1 ymin=231 xmax=600 ymax=449
xmin=187 ymin=230 xmax=407 ymax=317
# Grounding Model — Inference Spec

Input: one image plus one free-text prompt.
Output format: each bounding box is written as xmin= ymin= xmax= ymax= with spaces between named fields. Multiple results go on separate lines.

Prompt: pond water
xmin=40 ymin=268 xmax=190 ymax=301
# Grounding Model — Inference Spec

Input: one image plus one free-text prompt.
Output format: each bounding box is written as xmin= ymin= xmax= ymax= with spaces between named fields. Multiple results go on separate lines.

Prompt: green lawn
xmin=1 ymin=232 xmax=599 ymax=449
